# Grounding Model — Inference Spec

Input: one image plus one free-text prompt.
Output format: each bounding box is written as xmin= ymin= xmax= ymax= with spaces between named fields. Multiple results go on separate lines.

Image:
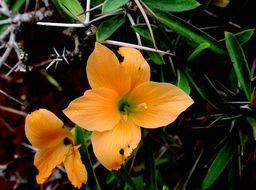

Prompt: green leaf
xmin=233 ymin=28 xmax=255 ymax=46
xmin=220 ymin=28 xmax=255 ymax=46
xmin=162 ymin=185 xmax=169 ymax=190
xmin=96 ymin=15 xmax=126 ymax=42
xmin=143 ymin=138 xmax=157 ymax=190
xmin=142 ymin=0 xmax=200 ymax=12
xmin=131 ymin=24 xmax=169 ymax=50
xmin=246 ymin=116 xmax=256 ymax=141
xmin=146 ymin=51 xmax=165 ymax=65
xmin=113 ymin=166 xmax=136 ymax=190
xmin=187 ymin=42 xmax=210 ymax=61
xmin=102 ymin=0 xmax=129 ymax=13
xmin=225 ymin=31 xmax=251 ymax=101
xmin=156 ymin=11 xmax=226 ymax=55
xmin=91 ymin=0 xmax=105 ymax=7
xmin=75 ymin=127 xmax=101 ymax=190
xmin=177 ymin=69 xmax=191 ymax=94
xmin=8 ymin=0 xmax=26 ymax=12
xmin=185 ymin=70 xmax=218 ymax=109
xmin=51 ymin=0 xmax=85 ymax=22
xmin=132 ymin=24 xmax=158 ymax=42
xmin=202 ymin=140 xmax=235 ymax=190
xmin=141 ymin=39 xmax=165 ymax=65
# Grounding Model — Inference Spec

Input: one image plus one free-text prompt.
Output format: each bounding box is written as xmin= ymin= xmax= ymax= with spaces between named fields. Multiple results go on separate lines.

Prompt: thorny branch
xmin=0 ymin=7 xmax=54 ymax=73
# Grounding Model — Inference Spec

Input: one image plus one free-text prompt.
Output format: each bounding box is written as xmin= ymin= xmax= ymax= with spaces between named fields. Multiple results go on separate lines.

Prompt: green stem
xmin=75 ymin=126 xmax=101 ymax=190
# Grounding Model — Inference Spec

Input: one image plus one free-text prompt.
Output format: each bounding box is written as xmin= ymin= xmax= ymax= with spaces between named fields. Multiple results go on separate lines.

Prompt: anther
xmin=136 ymin=103 xmax=148 ymax=111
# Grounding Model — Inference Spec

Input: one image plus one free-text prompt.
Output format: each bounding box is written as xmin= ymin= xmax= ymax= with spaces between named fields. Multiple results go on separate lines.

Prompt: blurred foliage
xmin=1 ymin=0 xmax=256 ymax=189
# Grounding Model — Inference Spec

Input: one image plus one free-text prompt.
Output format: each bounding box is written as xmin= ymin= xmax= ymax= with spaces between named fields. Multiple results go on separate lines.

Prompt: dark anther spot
xmin=63 ymin=137 xmax=72 ymax=145
xmin=62 ymin=125 xmax=64 ymax=128
xmin=128 ymin=145 xmax=130 ymax=148
xmin=119 ymin=148 xmax=124 ymax=155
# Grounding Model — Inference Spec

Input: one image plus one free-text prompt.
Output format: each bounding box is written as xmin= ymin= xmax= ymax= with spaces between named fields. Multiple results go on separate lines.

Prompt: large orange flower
xmin=63 ymin=42 xmax=193 ymax=170
xmin=25 ymin=109 xmax=87 ymax=188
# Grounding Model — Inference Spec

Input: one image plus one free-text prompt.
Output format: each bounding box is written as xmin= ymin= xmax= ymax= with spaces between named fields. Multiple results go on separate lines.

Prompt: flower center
xmin=117 ymin=97 xmax=148 ymax=122
xmin=118 ymin=100 xmax=132 ymax=114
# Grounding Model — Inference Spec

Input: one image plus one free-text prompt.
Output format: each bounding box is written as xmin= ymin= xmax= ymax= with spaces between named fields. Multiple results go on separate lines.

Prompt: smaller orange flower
xmin=25 ymin=109 xmax=87 ymax=188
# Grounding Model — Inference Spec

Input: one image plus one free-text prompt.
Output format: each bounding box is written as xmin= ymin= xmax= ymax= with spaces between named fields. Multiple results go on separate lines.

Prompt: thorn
xmin=46 ymin=47 xmax=69 ymax=69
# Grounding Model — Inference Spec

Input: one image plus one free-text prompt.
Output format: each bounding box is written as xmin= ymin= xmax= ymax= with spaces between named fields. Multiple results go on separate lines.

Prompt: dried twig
xmin=0 ymin=105 xmax=27 ymax=116
xmin=0 ymin=89 xmax=25 ymax=105
xmin=102 ymin=40 xmax=174 ymax=56
xmin=134 ymin=0 xmax=157 ymax=49
xmin=127 ymin=13 xmax=142 ymax=46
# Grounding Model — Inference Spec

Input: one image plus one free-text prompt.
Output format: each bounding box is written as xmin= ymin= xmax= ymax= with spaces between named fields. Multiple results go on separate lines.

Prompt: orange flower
xmin=25 ymin=109 xmax=87 ymax=188
xmin=63 ymin=42 xmax=193 ymax=170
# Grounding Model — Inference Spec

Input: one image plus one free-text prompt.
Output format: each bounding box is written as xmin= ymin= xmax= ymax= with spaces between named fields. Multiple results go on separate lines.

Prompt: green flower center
xmin=118 ymin=98 xmax=133 ymax=115
xmin=117 ymin=97 xmax=148 ymax=120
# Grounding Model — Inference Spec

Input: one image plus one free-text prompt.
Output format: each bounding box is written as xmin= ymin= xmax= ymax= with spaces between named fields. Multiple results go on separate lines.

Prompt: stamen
xmin=136 ymin=103 xmax=148 ymax=111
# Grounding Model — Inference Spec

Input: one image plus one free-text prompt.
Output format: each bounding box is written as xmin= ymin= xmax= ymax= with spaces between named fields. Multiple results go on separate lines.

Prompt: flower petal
xmin=129 ymin=82 xmax=193 ymax=128
xmin=91 ymin=121 xmax=141 ymax=170
xmin=63 ymin=88 xmax=120 ymax=132
xmin=87 ymin=42 xmax=130 ymax=94
xmin=118 ymin=47 xmax=150 ymax=89
xmin=64 ymin=148 xmax=87 ymax=188
xmin=25 ymin=109 xmax=73 ymax=149
xmin=34 ymin=144 xmax=69 ymax=184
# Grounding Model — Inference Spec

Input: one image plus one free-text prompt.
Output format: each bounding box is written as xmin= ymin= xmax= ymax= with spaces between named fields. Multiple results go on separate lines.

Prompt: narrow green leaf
xmin=147 ymin=51 xmax=165 ymax=65
xmin=132 ymin=24 xmax=158 ymax=42
xmin=232 ymin=28 xmax=255 ymax=46
xmin=113 ymin=166 xmax=136 ymax=190
xmin=91 ymin=0 xmax=105 ymax=7
xmin=225 ymin=31 xmax=251 ymax=101
xmin=185 ymin=70 xmax=218 ymax=109
xmin=141 ymin=39 xmax=165 ymax=65
xmin=8 ymin=0 xmax=26 ymax=12
xmin=143 ymin=139 xmax=157 ymax=190
xmin=102 ymin=0 xmax=129 ymax=13
xmin=40 ymin=70 xmax=62 ymax=91
xmin=187 ymin=42 xmax=210 ymax=61
xmin=203 ymin=74 xmax=226 ymax=100
xmin=51 ymin=0 xmax=85 ymax=22
xmin=131 ymin=24 xmax=169 ymax=50
xmin=75 ymin=127 xmax=101 ymax=190
xmin=142 ymin=0 xmax=200 ymax=12
xmin=96 ymin=15 xmax=126 ymax=42
xmin=202 ymin=140 xmax=235 ymax=190
xmin=162 ymin=185 xmax=169 ymax=190
xmin=246 ymin=116 xmax=256 ymax=141
xmin=156 ymin=11 xmax=226 ymax=55
xmin=177 ymin=69 xmax=191 ymax=95
xmin=134 ymin=176 xmax=143 ymax=190
xmin=220 ymin=28 xmax=255 ymax=46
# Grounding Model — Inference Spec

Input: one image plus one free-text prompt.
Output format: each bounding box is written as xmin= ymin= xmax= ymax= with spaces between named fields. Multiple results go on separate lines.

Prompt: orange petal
xmin=118 ymin=47 xmax=150 ymax=89
xmin=129 ymin=82 xmax=193 ymax=128
xmin=91 ymin=121 xmax=141 ymax=170
xmin=64 ymin=148 xmax=87 ymax=188
xmin=87 ymin=42 xmax=130 ymax=94
xmin=34 ymin=144 xmax=70 ymax=184
xmin=63 ymin=88 xmax=120 ymax=132
xmin=25 ymin=109 xmax=73 ymax=149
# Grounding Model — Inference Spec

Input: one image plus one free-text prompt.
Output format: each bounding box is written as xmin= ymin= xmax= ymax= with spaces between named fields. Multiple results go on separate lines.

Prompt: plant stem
xmin=75 ymin=126 xmax=101 ymax=190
